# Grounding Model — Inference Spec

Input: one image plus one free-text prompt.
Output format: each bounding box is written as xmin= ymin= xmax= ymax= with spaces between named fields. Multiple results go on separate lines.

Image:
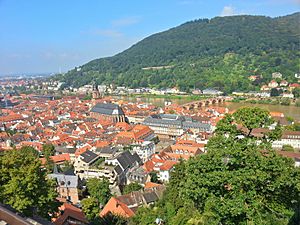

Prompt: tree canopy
xmin=131 ymin=107 xmax=300 ymax=225
xmin=42 ymin=143 xmax=55 ymax=157
xmin=81 ymin=197 xmax=100 ymax=221
xmin=0 ymin=146 xmax=59 ymax=219
xmin=81 ymin=178 xmax=112 ymax=221
xmin=87 ymin=178 xmax=112 ymax=206
xmin=123 ymin=182 xmax=143 ymax=195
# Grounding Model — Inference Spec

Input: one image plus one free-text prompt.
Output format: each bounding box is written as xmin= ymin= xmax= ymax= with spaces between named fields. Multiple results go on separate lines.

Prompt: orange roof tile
xmin=144 ymin=182 xmax=161 ymax=189
xmin=159 ymin=160 xmax=177 ymax=171
xmin=100 ymin=197 xmax=135 ymax=218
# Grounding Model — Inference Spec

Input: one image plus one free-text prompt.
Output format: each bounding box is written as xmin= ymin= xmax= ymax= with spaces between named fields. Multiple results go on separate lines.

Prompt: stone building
xmin=48 ymin=169 xmax=80 ymax=204
xmin=90 ymin=103 xmax=126 ymax=123
xmin=143 ymin=114 xmax=212 ymax=139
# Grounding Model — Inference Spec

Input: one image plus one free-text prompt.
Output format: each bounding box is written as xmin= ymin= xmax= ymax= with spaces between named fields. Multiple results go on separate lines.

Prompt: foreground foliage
xmin=131 ymin=107 xmax=300 ymax=225
xmin=0 ymin=146 xmax=59 ymax=219
xmin=123 ymin=182 xmax=143 ymax=195
xmin=81 ymin=178 xmax=112 ymax=221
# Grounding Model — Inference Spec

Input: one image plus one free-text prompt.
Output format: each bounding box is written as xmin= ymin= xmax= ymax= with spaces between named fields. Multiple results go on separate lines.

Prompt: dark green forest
xmin=55 ymin=13 xmax=300 ymax=93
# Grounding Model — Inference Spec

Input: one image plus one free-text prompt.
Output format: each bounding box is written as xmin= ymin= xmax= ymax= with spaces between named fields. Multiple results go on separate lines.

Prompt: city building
xmin=202 ymin=88 xmax=223 ymax=95
xmin=268 ymin=80 xmax=279 ymax=88
xmin=132 ymin=141 xmax=156 ymax=163
xmin=48 ymin=169 xmax=80 ymax=204
xmin=272 ymin=72 xmax=283 ymax=79
xmin=100 ymin=185 xmax=165 ymax=218
xmin=143 ymin=114 xmax=212 ymax=139
xmin=90 ymin=103 xmax=126 ymax=123
xmin=272 ymin=131 xmax=300 ymax=150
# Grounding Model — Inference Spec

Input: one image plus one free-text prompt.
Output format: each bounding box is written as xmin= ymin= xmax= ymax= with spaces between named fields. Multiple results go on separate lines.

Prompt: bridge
xmin=181 ymin=97 xmax=226 ymax=110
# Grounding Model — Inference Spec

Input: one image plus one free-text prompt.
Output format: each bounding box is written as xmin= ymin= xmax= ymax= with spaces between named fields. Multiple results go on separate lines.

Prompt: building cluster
xmin=0 ymin=92 xmax=299 ymax=224
xmin=248 ymin=72 xmax=300 ymax=98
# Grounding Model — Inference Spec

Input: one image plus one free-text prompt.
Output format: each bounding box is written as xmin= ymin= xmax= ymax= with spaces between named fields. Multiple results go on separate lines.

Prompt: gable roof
xmin=80 ymin=150 xmax=99 ymax=163
xmin=159 ymin=160 xmax=177 ymax=171
xmin=54 ymin=203 xmax=88 ymax=225
xmin=91 ymin=103 xmax=124 ymax=116
xmin=114 ymin=165 xmax=123 ymax=175
xmin=100 ymin=197 xmax=135 ymax=218
xmin=144 ymin=182 xmax=162 ymax=189
xmin=99 ymin=146 xmax=117 ymax=155
xmin=143 ymin=192 xmax=159 ymax=204
xmin=117 ymin=151 xmax=141 ymax=170
xmin=48 ymin=173 xmax=78 ymax=188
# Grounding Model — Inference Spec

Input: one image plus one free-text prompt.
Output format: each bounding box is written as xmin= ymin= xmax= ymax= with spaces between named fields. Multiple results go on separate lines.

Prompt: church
xmin=90 ymin=103 xmax=126 ymax=123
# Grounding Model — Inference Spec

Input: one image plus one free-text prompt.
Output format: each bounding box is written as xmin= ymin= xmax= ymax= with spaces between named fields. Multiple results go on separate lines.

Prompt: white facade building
xmin=272 ymin=131 xmax=300 ymax=150
xmin=132 ymin=141 xmax=155 ymax=163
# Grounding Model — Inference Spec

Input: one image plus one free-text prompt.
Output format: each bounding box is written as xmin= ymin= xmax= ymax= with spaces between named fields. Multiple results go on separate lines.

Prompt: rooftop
xmin=90 ymin=103 xmax=124 ymax=116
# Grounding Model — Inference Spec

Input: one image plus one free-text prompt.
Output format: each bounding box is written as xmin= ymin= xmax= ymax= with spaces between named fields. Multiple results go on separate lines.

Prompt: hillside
xmin=57 ymin=12 xmax=300 ymax=93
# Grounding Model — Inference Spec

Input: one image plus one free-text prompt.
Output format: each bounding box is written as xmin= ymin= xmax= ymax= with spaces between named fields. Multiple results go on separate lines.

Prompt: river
xmin=114 ymin=96 xmax=300 ymax=121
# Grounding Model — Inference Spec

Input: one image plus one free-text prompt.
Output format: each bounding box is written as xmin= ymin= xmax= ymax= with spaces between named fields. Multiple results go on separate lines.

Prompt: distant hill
xmin=56 ymin=12 xmax=300 ymax=93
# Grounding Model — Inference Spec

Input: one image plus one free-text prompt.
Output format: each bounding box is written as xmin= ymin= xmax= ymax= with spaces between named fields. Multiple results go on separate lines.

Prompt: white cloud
xmin=93 ymin=29 xmax=123 ymax=38
xmin=41 ymin=52 xmax=80 ymax=61
xmin=82 ymin=28 xmax=123 ymax=38
xmin=220 ymin=6 xmax=236 ymax=17
xmin=111 ymin=17 xmax=140 ymax=27
xmin=268 ymin=0 xmax=300 ymax=5
xmin=178 ymin=0 xmax=194 ymax=5
xmin=8 ymin=53 xmax=31 ymax=59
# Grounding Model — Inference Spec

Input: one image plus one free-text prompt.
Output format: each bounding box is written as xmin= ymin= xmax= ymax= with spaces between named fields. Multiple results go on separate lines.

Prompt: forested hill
xmin=57 ymin=12 xmax=300 ymax=93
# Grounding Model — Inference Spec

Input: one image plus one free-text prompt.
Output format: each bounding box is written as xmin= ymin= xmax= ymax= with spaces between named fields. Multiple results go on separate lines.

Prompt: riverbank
xmin=229 ymin=97 xmax=300 ymax=107
xmin=115 ymin=95 xmax=300 ymax=121
xmin=116 ymin=93 xmax=210 ymax=101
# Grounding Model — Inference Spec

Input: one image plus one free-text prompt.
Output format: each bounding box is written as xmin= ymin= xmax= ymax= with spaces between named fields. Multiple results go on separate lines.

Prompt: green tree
xmin=42 ymin=143 xmax=55 ymax=157
xmin=60 ymin=160 xmax=74 ymax=173
xmin=282 ymin=144 xmax=294 ymax=152
xmin=281 ymin=98 xmax=291 ymax=106
xmin=123 ymin=182 xmax=143 ymax=194
xmin=292 ymin=88 xmax=300 ymax=98
xmin=130 ymin=207 xmax=161 ymax=225
xmin=87 ymin=178 xmax=111 ymax=206
xmin=150 ymin=171 xmax=159 ymax=183
xmin=44 ymin=154 xmax=55 ymax=173
xmin=179 ymin=107 xmax=300 ymax=224
xmin=221 ymin=107 xmax=277 ymax=140
xmin=0 ymin=146 xmax=59 ymax=219
xmin=93 ymin=213 xmax=128 ymax=225
xmin=270 ymin=88 xmax=280 ymax=97
xmin=81 ymin=197 xmax=100 ymax=221
xmin=132 ymin=107 xmax=300 ymax=225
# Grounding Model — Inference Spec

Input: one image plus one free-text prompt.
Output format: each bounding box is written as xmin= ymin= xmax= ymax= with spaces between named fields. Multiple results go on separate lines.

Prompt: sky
xmin=0 ymin=0 xmax=299 ymax=75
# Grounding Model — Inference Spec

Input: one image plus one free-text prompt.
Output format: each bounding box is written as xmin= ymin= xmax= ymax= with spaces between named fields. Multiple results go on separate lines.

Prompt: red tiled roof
xmin=144 ymin=182 xmax=162 ymax=189
xmin=54 ymin=203 xmax=88 ymax=225
xmin=41 ymin=153 xmax=70 ymax=165
xmin=143 ymin=160 xmax=155 ymax=172
xmin=100 ymin=197 xmax=135 ymax=218
xmin=159 ymin=160 xmax=177 ymax=171
xmin=277 ymin=150 xmax=300 ymax=159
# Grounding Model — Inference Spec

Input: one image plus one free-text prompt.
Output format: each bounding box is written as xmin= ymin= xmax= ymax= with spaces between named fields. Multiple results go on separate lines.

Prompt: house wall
xmin=272 ymin=139 xmax=300 ymax=149
xmin=57 ymin=187 xmax=79 ymax=204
